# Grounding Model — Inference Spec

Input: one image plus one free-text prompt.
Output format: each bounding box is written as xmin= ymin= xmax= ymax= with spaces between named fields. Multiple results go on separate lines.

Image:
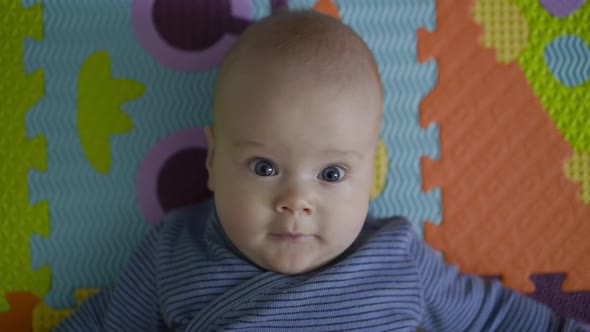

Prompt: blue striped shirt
xmin=55 ymin=199 xmax=582 ymax=331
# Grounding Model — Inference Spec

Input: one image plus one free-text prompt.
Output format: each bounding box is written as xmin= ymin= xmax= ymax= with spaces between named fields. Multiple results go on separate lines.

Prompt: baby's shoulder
xmin=160 ymin=199 xmax=214 ymax=225
xmin=151 ymin=199 xmax=216 ymax=248
xmin=353 ymin=215 xmax=422 ymax=256
xmin=363 ymin=215 xmax=418 ymax=240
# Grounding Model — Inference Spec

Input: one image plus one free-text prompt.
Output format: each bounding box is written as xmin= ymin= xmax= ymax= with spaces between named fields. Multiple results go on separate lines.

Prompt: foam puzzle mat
xmin=0 ymin=0 xmax=588 ymax=329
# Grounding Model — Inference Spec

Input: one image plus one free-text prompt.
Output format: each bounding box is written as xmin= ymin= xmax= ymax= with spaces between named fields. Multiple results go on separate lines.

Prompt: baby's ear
xmin=204 ymin=127 xmax=215 ymax=191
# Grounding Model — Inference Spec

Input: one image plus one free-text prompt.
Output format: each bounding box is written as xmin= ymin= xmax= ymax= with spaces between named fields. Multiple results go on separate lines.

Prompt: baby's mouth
xmin=270 ymin=232 xmax=312 ymax=241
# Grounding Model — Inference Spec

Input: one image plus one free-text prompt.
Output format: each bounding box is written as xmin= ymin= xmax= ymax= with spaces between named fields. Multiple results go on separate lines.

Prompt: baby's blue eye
xmin=320 ymin=166 xmax=344 ymax=182
xmin=249 ymin=159 xmax=277 ymax=176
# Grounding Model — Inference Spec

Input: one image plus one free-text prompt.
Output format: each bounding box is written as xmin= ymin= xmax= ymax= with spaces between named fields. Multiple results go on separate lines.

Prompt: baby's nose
xmin=276 ymin=200 xmax=313 ymax=216
xmin=274 ymin=188 xmax=314 ymax=216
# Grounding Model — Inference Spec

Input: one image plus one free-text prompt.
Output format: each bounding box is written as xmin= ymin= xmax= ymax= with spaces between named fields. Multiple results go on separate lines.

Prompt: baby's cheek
xmin=321 ymin=209 xmax=363 ymax=244
xmin=222 ymin=180 xmax=271 ymax=222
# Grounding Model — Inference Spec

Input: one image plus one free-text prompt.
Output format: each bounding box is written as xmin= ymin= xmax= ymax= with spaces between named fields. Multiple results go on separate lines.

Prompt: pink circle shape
xmin=136 ymin=128 xmax=208 ymax=224
xmin=132 ymin=0 xmax=252 ymax=72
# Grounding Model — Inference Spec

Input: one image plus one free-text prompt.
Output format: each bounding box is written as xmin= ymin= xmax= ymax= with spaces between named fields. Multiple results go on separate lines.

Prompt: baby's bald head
xmin=205 ymin=12 xmax=384 ymax=274
xmin=211 ymin=10 xmax=383 ymax=131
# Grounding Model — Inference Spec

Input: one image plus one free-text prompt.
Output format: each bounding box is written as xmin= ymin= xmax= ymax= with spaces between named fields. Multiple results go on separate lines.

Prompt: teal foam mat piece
xmin=335 ymin=0 xmax=441 ymax=238
xmin=23 ymin=0 xmax=440 ymax=310
xmin=24 ymin=0 xmax=216 ymax=308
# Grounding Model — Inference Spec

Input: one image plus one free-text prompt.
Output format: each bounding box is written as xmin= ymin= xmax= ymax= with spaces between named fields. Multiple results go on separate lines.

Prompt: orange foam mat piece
xmin=418 ymin=0 xmax=590 ymax=293
xmin=313 ymin=0 xmax=340 ymax=19
xmin=0 ymin=293 xmax=40 ymax=332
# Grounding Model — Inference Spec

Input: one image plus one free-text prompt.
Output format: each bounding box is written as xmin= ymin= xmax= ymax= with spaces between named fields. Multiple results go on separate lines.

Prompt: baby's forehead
xmin=223 ymin=84 xmax=378 ymax=145
xmin=214 ymin=11 xmax=381 ymax=100
xmin=225 ymin=68 xmax=373 ymax=120
xmin=213 ymin=11 xmax=383 ymax=139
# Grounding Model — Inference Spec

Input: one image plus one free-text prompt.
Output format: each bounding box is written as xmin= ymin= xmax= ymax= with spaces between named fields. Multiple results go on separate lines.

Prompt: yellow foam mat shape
xmin=32 ymin=289 xmax=98 ymax=332
xmin=565 ymin=151 xmax=590 ymax=204
xmin=0 ymin=0 xmax=50 ymax=311
xmin=370 ymin=139 xmax=388 ymax=200
xmin=473 ymin=0 xmax=529 ymax=63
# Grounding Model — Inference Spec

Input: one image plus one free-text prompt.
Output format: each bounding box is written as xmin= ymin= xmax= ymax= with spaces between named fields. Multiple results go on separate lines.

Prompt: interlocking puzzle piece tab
xmin=530 ymin=273 xmax=590 ymax=324
xmin=0 ymin=293 xmax=41 ymax=332
xmin=32 ymin=289 xmax=98 ymax=332
xmin=419 ymin=0 xmax=590 ymax=293
xmin=0 ymin=0 xmax=50 ymax=312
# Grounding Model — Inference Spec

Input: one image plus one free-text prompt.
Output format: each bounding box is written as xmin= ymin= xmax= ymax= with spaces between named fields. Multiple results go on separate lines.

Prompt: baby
xmin=56 ymin=10 xmax=584 ymax=331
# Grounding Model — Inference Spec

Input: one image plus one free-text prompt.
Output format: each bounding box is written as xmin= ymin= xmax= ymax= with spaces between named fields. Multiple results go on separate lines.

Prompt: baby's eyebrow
xmin=232 ymin=139 xmax=363 ymax=159
xmin=320 ymin=148 xmax=363 ymax=160
xmin=231 ymin=140 xmax=268 ymax=149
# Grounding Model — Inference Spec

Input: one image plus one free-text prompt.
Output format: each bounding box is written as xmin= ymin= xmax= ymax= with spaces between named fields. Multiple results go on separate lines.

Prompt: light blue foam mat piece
xmin=288 ymin=0 xmax=318 ymax=10
xmin=544 ymin=34 xmax=590 ymax=88
xmin=253 ymin=0 xmax=273 ymax=19
xmin=24 ymin=0 xmax=219 ymax=309
xmin=278 ymin=0 xmax=441 ymax=236
xmin=335 ymin=0 xmax=441 ymax=238
xmin=23 ymin=0 xmax=440 ymax=310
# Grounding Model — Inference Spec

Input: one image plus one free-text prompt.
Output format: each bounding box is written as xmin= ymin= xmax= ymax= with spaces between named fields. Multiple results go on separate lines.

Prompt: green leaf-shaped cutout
xmin=78 ymin=51 xmax=145 ymax=173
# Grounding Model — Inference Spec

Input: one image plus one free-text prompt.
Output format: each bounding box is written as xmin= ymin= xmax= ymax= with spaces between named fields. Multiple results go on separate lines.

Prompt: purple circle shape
xmin=132 ymin=0 xmax=252 ymax=72
xmin=153 ymin=0 xmax=247 ymax=51
xmin=136 ymin=128 xmax=209 ymax=224
xmin=539 ymin=0 xmax=585 ymax=17
xmin=157 ymin=148 xmax=212 ymax=213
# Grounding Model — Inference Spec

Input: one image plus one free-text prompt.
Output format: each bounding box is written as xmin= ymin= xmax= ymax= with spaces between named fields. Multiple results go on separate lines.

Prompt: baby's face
xmin=206 ymin=61 xmax=382 ymax=274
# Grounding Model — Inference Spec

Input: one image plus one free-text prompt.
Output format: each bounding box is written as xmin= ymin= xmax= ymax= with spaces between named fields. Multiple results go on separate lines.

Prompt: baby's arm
xmin=54 ymin=223 xmax=165 ymax=331
xmin=408 ymin=227 xmax=582 ymax=331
